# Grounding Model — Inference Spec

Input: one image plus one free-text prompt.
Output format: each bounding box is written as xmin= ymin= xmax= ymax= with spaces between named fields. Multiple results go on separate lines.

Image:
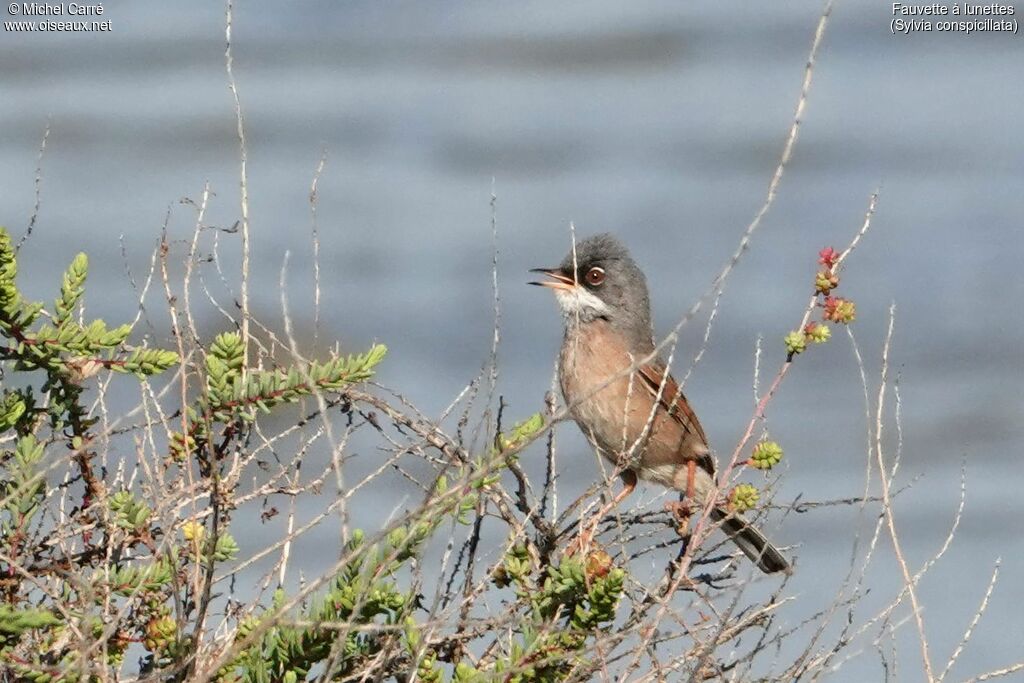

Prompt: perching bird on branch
xmin=531 ymin=233 xmax=789 ymax=574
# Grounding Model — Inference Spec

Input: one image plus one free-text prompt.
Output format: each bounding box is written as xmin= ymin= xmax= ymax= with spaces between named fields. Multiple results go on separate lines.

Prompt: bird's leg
xmin=569 ymin=469 xmax=637 ymax=555
xmin=610 ymin=469 xmax=638 ymax=508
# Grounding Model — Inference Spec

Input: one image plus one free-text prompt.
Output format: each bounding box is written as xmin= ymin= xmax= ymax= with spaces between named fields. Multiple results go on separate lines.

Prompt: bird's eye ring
xmin=585 ymin=266 xmax=605 ymax=286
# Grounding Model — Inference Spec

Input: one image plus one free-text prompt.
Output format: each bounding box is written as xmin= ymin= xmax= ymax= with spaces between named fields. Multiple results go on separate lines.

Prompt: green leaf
xmin=213 ymin=533 xmax=240 ymax=562
xmin=109 ymin=490 xmax=152 ymax=531
xmin=0 ymin=604 xmax=60 ymax=636
xmin=54 ymin=252 xmax=88 ymax=326
xmin=497 ymin=413 xmax=545 ymax=452
xmin=122 ymin=347 xmax=179 ymax=377
xmin=0 ymin=390 xmax=27 ymax=432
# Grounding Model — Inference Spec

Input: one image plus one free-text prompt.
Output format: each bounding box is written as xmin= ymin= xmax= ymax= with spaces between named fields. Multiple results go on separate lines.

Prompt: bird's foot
xmin=664 ymin=500 xmax=693 ymax=535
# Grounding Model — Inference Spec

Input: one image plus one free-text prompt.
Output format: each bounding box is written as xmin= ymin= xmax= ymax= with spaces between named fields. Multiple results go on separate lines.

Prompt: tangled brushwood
xmin=0 ymin=215 xmax=868 ymax=681
xmin=0 ymin=219 xmax=649 ymax=680
xmin=3 ymin=2 xmax=1021 ymax=680
xmin=0 ymin=185 xmax=1018 ymax=683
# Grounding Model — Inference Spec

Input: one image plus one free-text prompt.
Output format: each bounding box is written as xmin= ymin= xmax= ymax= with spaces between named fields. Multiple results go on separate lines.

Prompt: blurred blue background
xmin=3 ymin=1 xmax=1022 ymax=679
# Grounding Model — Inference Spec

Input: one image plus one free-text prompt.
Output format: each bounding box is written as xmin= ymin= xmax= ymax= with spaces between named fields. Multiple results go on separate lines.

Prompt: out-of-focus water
xmin=3 ymin=1 xmax=1023 ymax=679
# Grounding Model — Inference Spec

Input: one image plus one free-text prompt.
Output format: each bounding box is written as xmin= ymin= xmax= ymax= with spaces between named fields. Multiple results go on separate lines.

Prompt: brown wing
xmin=637 ymin=361 xmax=715 ymax=475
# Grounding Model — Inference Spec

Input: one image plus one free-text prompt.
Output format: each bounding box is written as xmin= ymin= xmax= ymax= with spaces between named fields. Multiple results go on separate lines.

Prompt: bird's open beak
xmin=528 ymin=268 xmax=576 ymax=291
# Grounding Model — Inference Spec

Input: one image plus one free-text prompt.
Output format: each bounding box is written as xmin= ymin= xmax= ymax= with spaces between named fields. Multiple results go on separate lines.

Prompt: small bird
xmin=530 ymin=233 xmax=789 ymax=574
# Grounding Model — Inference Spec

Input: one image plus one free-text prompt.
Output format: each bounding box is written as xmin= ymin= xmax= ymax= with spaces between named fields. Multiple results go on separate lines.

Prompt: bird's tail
xmin=711 ymin=507 xmax=790 ymax=574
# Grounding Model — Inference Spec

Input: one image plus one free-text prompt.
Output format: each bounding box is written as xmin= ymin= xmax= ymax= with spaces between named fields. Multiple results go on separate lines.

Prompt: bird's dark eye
xmin=585 ymin=266 xmax=605 ymax=286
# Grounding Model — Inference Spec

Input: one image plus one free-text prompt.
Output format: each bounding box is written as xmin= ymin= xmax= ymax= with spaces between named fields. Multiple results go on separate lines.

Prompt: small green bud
xmin=815 ymin=269 xmax=839 ymax=294
xmin=388 ymin=526 xmax=407 ymax=548
xmin=169 ymin=432 xmax=195 ymax=462
xmin=750 ymin=440 xmax=783 ymax=469
xmin=784 ymin=330 xmax=807 ymax=355
xmin=144 ymin=615 xmax=177 ymax=652
xmin=182 ymin=520 xmax=205 ymax=542
xmin=729 ymin=484 xmax=760 ymax=513
xmin=804 ymin=322 xmax=831 ymax=344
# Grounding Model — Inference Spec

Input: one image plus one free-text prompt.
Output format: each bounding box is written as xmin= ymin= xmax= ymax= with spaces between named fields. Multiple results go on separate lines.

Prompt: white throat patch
xmin=555 ymin=286 xmax=611 ymax=319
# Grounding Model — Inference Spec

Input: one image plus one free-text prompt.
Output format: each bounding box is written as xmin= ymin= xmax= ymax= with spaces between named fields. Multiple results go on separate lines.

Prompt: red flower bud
xmin=823 ymin=296 xmax=856 ymax=324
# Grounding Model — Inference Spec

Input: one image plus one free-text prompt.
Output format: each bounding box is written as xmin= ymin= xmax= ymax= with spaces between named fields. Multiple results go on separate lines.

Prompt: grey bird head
xmin=530 ymin=233 xmax=654 ymax=352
